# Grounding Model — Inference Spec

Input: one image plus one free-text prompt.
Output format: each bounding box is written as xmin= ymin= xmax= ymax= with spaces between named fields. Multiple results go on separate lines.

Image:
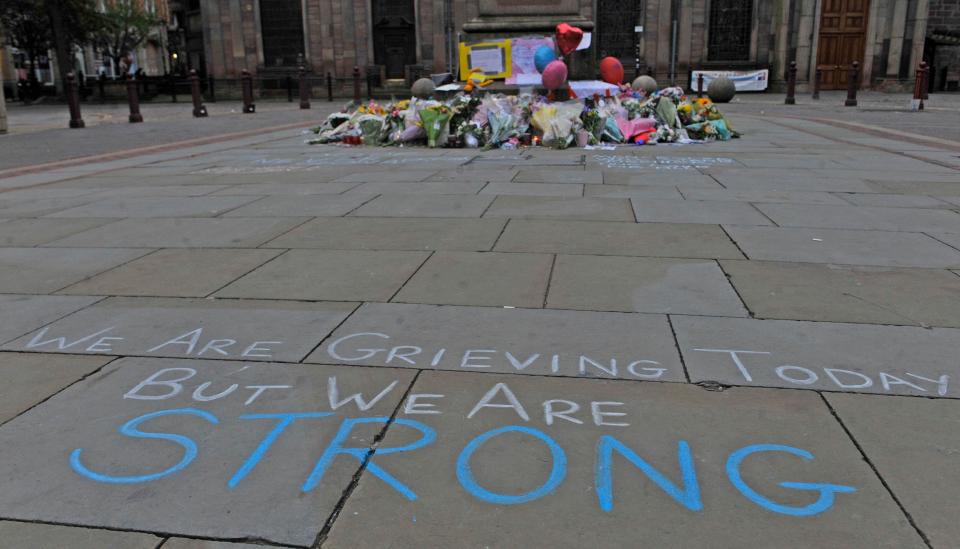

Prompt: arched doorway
xmin=372 ymin=0 xmax=416 ymax=80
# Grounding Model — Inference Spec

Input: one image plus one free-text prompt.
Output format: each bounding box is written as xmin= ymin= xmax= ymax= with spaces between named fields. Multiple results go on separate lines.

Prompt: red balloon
xmin=541 ymin=60 xmax=568 ymax=91
xmin=599 ymin=56 xmax=624 ymax=85
xmin=555 ymin=23 xmax=584 ymax=57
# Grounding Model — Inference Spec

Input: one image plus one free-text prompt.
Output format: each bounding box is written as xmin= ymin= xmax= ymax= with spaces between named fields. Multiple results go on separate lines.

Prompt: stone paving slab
xmin=722 ymin=260 xmax=960 ymax=327
xmin=672 ymin=315 xmax=960 ymax=398
xmin=582 ymin=185 xmax=684 ymax=199
xmin=0 ymin=521 xmax=162 ymax=549
xmin=324 ymin=371 xmax=922 ymax=548
xmin=3 ymin=297 xmax=356 ymax=362
xmin=426 ymin=169 xmax=518 ymax=182
xmin=215 ymin=250 xmax=429 ymax=302
xmin=0 ymin=352 xmax=114 ymax=423
xmin=937 ymin=195 xmax=960 ymax=206
xmin=46 ymin=196 xmax=261 ymax=218
xmin=220 ymin=195 xmax=375 ymax=217
xmin=483 ymin=196 xmax=635 ymax=221
xmin=709 ymin=173 xmax=875 ymax=193
xmin=512 ymin=169 xmax=601 ymax=184
xmin=345 ymin=181 xmax=486 ymax=195
xmin=929 ymin=232 xmax=960 ymax=250
xmin=309 ymin=302 xmax=684 ymax=382
xmin=680 ymin=189 xmax=851 ymax=205
xmin=161 ymin=539 xmax=261 ymax=549
xmin=835 ymin=193 xmax=955 ymax=209
xmin=599 ymin=171 xmax=723 ymax=188
xmin=393 ymin=251 xmax=553 ymax=308
xmin=866 ymin=180 xmax=960 ymax=195
xmin=755 ymin=204 xmax=960 ymax=233
xmin=349 ymin=194 xmax=495 ymax=218
xmin=547 ymin=255 xmax=748 ymax=316
xmin=84 ymin=185 xmax=233 ymax=198
xmin=632 ymin=199 xmax=774 ymax=225
xmin=479 ymin=182 xmax=584 ymax=197
xmin=825 ymin=393 xmax=960 ymax=548
xmin=0 ymin=197 xmax=97 ymax=218
xmin=0 ymin=357 xmax=414 ymax=547
xmin=44 ymin=218 xmax=309 ymax=248
xmin=494 ymin=219 xmax=743 ymax=259
xmin=0 ymin=295 xmax=101 ymax=345
xmin=0 ymin=248 xmax=150 ymax=293
xmin=331 ymin=170 xmax=438 ymax=183
xmin=209 ymin=182 xmax=361 ymax=195
xmin=0 ymin=218 xmax=118 ymax=246
xmin=264 ymin=217 xmax=506 ymax=252
xmin=59 ymin=249 xmax=283 ymax=298
xmin=723 ymin=226 xmax=960 ymax=268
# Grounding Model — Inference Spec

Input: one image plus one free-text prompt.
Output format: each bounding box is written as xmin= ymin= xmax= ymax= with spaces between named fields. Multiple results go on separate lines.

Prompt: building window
xmin=259 ymin=0 xmax=305 ymax=67
xmin=707 ymin=0 xmax=753 ymax=62
xmin=597 ymin=0 xmax=643 ymax=61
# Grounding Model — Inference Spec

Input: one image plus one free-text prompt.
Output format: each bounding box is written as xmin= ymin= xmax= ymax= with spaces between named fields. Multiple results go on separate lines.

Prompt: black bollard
xmin=242 ymin=69 xmax=255 ymax=113
xmin=126 ymin=76 xmax=143 ymax=123
xmin=697 ymin=73 xmax=704 ymax=98
xmin=844 ymin=61 xmax=859 ymax=107
xmin=66 ymin=72 xmax=85 ymax=128
xmin=812 ymin=68 xmax=821 ymax=100
xmin=208 ymin=74 xmax=216 ymax=102
xmin=190 ymin=70 xmax=207 ymax=117
xmin=98 ymin=73 xmax=106 ymax=103
xmin=299 ymin=66 xmax=311 ymax=109
xmin=785 ymin=61 xmax=797 ymax=105
xmin=286 ymin=75 xmax=293 ymax=102
xmin=914 ymin=61 xmax=927 ymax=111
xmin=352 ymin=66 xmax=361 ymax=104
xmin=327 ymin=71 xmax=333 ymax=102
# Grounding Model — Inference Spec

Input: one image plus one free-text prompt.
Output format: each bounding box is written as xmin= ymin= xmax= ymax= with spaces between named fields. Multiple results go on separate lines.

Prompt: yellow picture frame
xmin=458 ymin=40 xmax=512 ymax=81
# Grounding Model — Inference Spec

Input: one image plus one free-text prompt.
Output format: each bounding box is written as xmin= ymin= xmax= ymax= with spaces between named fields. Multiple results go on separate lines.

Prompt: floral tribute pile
xmin=308 ymin=87 xmax=739 ymax=149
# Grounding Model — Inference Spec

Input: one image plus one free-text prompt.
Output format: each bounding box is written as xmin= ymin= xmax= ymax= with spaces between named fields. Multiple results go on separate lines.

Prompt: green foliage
xmin=89 ymin=0 xmax=162 ymax=70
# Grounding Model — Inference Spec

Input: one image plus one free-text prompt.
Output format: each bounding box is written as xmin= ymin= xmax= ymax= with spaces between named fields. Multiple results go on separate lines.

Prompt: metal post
xmin=0 ymin=77 xmax=7 ymax=134
xmin=352 ymin=66 xmax=361 ymax=104
xmin=844 ymin=61 xmax=859 ymax=107
xmin=812 ymin=68 xmax=821 ymax=100
xmin=914 ymin=61 xmax=926 ymax=111
xmin=66 ymin=72 xmax=85 ymax=128
xmin=299 ymin=65 xmax=311 ymax=109
xmin=920 ymin=61 xmax=929 ymax=100
xmin=241 ymin=69 xmax=255 ymax=113
xmin=785 ymin=61 xmax=797 ymax=105
xmin=98 ymin=73 xmax=106 ymax=103
xmin=208 ymin=74 xmax=216 ymax=102
xmin=126 ymin=76 xmax=143 ymax=123
xmin=327 ymin=71 xmax=333 ymax=102
xmin=190 ymin=70 xmax=207 ymax=117
xmin=286 ymin=75 xmax=293 ymax=102
xmin=697 ymin=73 xmax=704 ymax=98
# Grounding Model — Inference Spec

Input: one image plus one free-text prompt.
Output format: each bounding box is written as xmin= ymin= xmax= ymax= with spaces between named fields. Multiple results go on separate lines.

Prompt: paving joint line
xmin=387 ymin=250 xmax=436 ymax=303
xmin=817 ymin=392 xmax=934 ymax=548
xmin=747 ymin=202 xmax=779 ymax=226
xmin=311 ymin=370 xmax=423 ymax=548
xmin=211 ymin=195 xmax=273 ymax=218
xmin=717 ymin=224 xmax=751 ymax=260
xmin=488 ymin=218 xmax=512 ymax=251
xmin=255 ymin=216 xmax=322 ymax=249
xmin=48 ymin=248 xmax=158 ymax=295
xmin=541 ymin=253 xmax=559 ymax=309
xmin=665 ymin=315 xmax=692 ymax=383
xmin=715 ymin=259 xmax=754 ymax=318
xmin=200 ymin=248 xmax=291 ymax=298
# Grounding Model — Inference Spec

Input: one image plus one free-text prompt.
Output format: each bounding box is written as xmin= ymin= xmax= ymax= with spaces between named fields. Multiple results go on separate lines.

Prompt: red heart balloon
xmin=555 ymin=23 xmax=583 ymax=57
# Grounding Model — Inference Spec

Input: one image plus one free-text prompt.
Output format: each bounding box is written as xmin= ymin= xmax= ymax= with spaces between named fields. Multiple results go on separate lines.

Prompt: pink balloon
xmin=542 ymin=60 xmax=568 ymax=91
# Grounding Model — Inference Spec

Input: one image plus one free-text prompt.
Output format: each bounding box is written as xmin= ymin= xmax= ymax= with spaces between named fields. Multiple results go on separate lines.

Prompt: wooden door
xmin=816 ymin=0 xmax=869 ymax=89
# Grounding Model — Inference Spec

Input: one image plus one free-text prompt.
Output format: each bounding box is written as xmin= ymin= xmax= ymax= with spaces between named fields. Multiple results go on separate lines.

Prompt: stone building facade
xmin=190 ymin=0 xmax=950 ymax=92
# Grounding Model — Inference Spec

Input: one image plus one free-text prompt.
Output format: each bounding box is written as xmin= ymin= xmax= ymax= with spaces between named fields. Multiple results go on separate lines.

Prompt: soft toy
xmin=463 ymin=68 xmax=494 ymax=93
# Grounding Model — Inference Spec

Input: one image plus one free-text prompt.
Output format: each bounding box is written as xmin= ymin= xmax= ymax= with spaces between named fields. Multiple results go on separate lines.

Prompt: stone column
xmin=885 ymin=0 xmax=909 ymax=81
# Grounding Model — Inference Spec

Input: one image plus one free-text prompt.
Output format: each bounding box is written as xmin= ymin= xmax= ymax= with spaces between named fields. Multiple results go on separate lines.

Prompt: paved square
xmin=4 ymin=297 xmax=357 ymax=362
xmin=325 ymin=372 xmax=922 ymax=548
xmin=350 ymin=194 xmax=495 ymax=218
xmin=484 ymin=196 xmax=635 ymax=221
xmin=45 ymin=218 xmax=307 ymax=248
xmin=0 ymin=248 xmax=150 ymax=293
xmin=0 ymin=295 xmax=100 ymax=345
xmin=265 ymin=217 xmax=506 ymax=251
xmin=47 ymin=196 xmax=260 ymax=218
xmin=311 ymin=302 xmax=684 ymax=382
xmin=0 ymin=357 xmax=415 ymax=546
xmin=672 ymin=315 xmax=960 ymax=397
xmin=393 ymin=251 xmax=554 ymax=308
xmin=547 ymin=255 xmax=748 ymax=316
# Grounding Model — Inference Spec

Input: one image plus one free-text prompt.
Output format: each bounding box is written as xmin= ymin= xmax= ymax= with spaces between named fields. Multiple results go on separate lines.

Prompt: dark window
xmin=259 ymin=0 xmax=305 ymax=67
xmin=708 ymin=0 xmax=753 ymax=62
xmin=597 ymin=0 xmax=643 ymax=60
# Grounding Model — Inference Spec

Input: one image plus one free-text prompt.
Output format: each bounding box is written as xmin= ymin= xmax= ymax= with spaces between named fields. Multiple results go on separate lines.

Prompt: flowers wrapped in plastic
xmin=418 ymin=104 xmax=452 ymax=148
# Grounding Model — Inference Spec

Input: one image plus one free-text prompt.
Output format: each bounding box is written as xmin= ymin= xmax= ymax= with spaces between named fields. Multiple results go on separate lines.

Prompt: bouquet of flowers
xmin=580 ymin=107 xmax=605 ymax=145
xmin=418 ymin=104 xmax=452 ymax=148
